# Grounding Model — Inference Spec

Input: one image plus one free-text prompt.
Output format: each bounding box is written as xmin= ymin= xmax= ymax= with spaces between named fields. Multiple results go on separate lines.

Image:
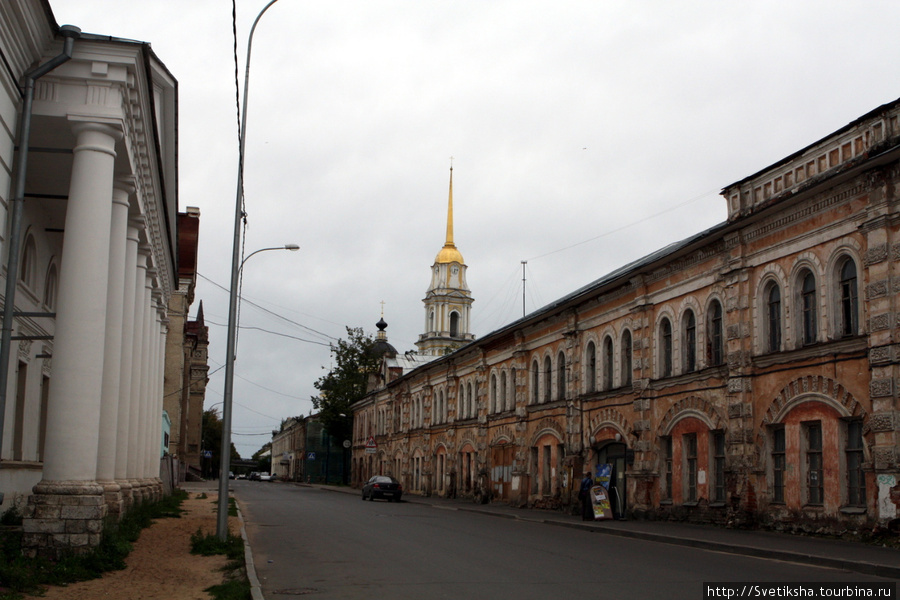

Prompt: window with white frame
xmin=837 ymin=257 xmax=858 ymax=338
xmin=765 ymin=281 xmax=782 ymax=353
xmin=585 ymin=341 xmax=596 ymax=393
xmin=712 ymin=431 xmax=725 ymax=503
xmin=660 ymin=317 xmax=673 ymax=377
xmin=682 ymin=309 xmax=696 ymax=373
xmin=805 ymin=421 xmax=824 ymax=505
xmin=799 ymin=269 xmax=817 ymax=346
xmin=43 ymin=263 xmax=58 ymax=309
xmin=556 ymin=351 xmax=566 ymax=400
xmin=707 ymin=300 xmax=724 ymax=366
xmin=602 ymin=336 xmax=613 ymax=390
xmin=543 ymin=356 xmax=552 ymax=403
xmin=683 ymin=433 xmax=697 ymax=502
xmin=846 ymin=419 xmax=865 ymax=507
xmin=20 ymin=235 xmax=37 ymax=291
xmin=490 ymin=373 xmax=498 ymax=413
xmin=621 ymin=329 xmax=632 ymax=387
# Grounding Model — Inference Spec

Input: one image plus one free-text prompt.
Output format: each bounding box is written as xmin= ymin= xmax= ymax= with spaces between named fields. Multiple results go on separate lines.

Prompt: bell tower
xmin=416 ymin=165 xmax=474 ymax=356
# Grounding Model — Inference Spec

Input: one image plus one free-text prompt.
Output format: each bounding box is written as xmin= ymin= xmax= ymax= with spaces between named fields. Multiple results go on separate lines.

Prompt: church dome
xmin=435 ymin=243 xmax=464 ymax=265
xmin=370 ymin=317 xmax=397 ymax=358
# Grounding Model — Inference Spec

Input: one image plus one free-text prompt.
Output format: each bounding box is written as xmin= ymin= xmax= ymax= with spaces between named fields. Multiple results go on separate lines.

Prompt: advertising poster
xmin=591 ymin=485 xmax=613 ymax=520
xmin=595 ymin=463 xmax=612 ymax=489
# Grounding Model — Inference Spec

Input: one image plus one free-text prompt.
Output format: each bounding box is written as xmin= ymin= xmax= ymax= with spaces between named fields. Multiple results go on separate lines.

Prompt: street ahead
xmin=233 ymin=482 xmax=895 ymax=600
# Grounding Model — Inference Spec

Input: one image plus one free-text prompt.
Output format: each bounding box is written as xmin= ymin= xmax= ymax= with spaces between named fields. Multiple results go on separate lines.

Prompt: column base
xmin=117 ymin=480 xmax=134 ymax=511
xmin=99 ymin=480 xmax=124 ymax=521
xmin=22 ymin=480 xmax=108 ymax=559
xmin=129 ymin=479 xmax=145 ymax=505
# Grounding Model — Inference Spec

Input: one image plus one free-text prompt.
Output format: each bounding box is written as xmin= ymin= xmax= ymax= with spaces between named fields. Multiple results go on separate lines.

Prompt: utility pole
xmin=521 ymin=261 xmax=527 ymax=318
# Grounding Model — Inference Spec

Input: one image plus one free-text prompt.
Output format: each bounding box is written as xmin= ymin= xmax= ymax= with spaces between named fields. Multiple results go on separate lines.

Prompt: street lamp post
xmin=217 ymin=244 xmax=296 ymax=537
xmin=216 ymin=0 xmax=283 ymax=542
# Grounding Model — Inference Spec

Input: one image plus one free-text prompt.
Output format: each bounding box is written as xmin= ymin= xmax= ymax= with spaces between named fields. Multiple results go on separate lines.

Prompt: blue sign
xmin=307 ymin=452 xmax=316 ymax=460
xmin=595 ymin=463 xmax=612 ymax=489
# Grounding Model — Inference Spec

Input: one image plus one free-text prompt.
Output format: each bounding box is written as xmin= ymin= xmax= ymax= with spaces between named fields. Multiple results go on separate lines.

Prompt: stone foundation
xmin=22 ymin=480 xmax=108 ymax=559
xmin=101 ymin=480 xmax=124 ymax=521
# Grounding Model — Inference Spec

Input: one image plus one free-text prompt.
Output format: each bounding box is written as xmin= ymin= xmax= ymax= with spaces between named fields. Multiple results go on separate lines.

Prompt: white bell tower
xmin=416 ymin=165 xmax=474 ymax=356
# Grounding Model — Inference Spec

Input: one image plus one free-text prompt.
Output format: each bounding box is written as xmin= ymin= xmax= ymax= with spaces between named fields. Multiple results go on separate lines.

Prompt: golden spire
xmin=436 ymin=159 xmax=464 ymax=264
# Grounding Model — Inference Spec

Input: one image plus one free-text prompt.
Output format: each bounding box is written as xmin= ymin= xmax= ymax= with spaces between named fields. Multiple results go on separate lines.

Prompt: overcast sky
xmin=51 ymin=0 xmax=900 ymax=458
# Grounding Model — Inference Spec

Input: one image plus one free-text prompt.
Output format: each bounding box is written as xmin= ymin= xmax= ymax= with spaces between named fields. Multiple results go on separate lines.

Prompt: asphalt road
xmin=234 ymin=482 xmax=895 ymax=600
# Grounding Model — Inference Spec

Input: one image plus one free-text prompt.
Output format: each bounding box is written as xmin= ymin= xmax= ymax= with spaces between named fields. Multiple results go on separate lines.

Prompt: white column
xmin=96 ymin=184 xmax=130 ymax=491
xmin=135 ymin=270 xmax=155 ymax=488
xmin=41 ymin=122 xmax=120 ymax=483
xmin=115 ymin=218 xmax=141 ymax=493
xmin=127 ymin=248 xmax=149 ymax=489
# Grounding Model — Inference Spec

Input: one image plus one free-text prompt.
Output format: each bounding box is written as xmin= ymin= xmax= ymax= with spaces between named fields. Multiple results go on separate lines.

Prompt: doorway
xmin=596 ymin=442 xmax=627 ymax=518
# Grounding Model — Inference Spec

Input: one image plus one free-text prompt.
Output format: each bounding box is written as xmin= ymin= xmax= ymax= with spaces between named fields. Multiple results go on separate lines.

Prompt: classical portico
xmin=3 ymin=13 xmax=179 ymax=557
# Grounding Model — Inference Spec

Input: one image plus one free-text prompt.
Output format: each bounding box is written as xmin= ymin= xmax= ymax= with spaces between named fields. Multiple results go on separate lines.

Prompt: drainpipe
xmin=0 ymin=25 xmax=81 ymax=476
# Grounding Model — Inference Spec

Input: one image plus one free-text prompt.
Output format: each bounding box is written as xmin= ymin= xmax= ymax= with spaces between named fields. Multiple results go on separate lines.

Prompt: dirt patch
xmin=25 ymin=493 xmax=238 ymax=600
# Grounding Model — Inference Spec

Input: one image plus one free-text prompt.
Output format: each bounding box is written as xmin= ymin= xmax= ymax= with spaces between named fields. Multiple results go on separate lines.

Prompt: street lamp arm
xmin=240 ymin=244 xmax=300 ymax=270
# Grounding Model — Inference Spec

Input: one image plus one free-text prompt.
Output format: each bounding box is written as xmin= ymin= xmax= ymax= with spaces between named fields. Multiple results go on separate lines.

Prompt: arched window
xmin=602 ymin=336 xmax=613 ymax=390
xmin=450 ymin=311 xmax=460 ymax=337
xmin=458 ymin=384 xmax=466 ymax=418
xmin=438 ymin=390 xmax=444 ymax=424
xmin=838 ymin=258 xmax=858 ymax=337
xmin=20 ymin=235 xmax=37 ymax=290
xmin=585 ymin=341 xmax=596 ymax=393
xmin=543 ymin=356 xmax=552 ymax=403
xmin=429 ymin=310 xmax=435 ymax=333
xmin=682 ymin=310 xmax=696 ymax=373
xmin=621 ymin=329 xmax=632 ymax=387
xmin=500 ymin=372 xmax=507 ymax=412
xmin=766 ymin=282 xmax=782 ymax=353
xmin=660 ymin=317 xmax=673 ymax=377
xmin=467 ymin=382 xmax=474 ymax=418
xmin=800 ymin=270 xmax=817 ymax=346
xmin=531 ymin=360 xmax=540 ymax=404
xmin=557 ymin=351 xmax=566 ymax=400
xmin=509 ymin=369 xmax=516 ymax=410
xmin=707 ymin=300 xmax=724 ymax=366
xmin=490 ymin=373 xmax=498 ymax=413
xmin=43 ymin=263 xmax=58 ymax=310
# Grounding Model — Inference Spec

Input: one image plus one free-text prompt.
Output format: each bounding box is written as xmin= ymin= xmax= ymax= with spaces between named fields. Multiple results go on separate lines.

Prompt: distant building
xmin=163 ymin=208 xmax=209 ymax=480
xmin=353 ymin=100 xmax=900 ymax=532
xmin=270 ymin=414 xmax=346 ymax=484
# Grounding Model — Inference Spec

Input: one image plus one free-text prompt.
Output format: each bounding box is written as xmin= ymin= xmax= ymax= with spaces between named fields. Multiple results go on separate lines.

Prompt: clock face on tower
xmin=451 ymin=266 xmax=459 ymax=275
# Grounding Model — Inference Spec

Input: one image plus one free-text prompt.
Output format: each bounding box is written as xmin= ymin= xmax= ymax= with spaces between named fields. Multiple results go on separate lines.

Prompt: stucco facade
xmin=0 ymin=0 xmax=182 ymax=557
xmin=352 ymin=98 xmax=900 ymax=531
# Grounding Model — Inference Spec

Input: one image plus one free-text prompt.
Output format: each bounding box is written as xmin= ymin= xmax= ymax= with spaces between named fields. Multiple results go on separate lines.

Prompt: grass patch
xmin=205 ymin=577 xmax=251 ymax=600
xmin=190 ymin=528 xmax=249 ymax=600
xmin=211 ymin=496 xmax=239 ymax=517
xmin=0 ymin=489 xmax=187 ymax=600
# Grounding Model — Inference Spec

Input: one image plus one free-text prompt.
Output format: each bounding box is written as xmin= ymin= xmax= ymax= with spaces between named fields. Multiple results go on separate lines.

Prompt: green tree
xmin=201 ymin=407 xmax=241 ymax=479
xmin=311 ymin=327 xmax=379 ymax=443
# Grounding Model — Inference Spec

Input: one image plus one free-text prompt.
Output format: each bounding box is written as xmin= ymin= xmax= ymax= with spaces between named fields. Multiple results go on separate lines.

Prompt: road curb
xmin=235 ymin=497 xmax=265 ymax=600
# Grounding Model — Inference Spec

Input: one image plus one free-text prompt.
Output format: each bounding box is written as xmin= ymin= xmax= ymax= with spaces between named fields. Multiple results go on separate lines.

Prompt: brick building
xmin=351 ymin=98 xmax=900 ymax=531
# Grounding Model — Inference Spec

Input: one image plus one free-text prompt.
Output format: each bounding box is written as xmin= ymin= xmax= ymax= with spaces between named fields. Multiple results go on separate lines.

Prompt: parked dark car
xmin=249 ymin=471 xmax=261 ymax=481
xmin=362 ymin=475 xmax=403 ymax=502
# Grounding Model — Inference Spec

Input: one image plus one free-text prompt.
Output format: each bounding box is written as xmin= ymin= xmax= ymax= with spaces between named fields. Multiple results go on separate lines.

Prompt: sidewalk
xmin=310 ymin=483 xmax=900 ymax=580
